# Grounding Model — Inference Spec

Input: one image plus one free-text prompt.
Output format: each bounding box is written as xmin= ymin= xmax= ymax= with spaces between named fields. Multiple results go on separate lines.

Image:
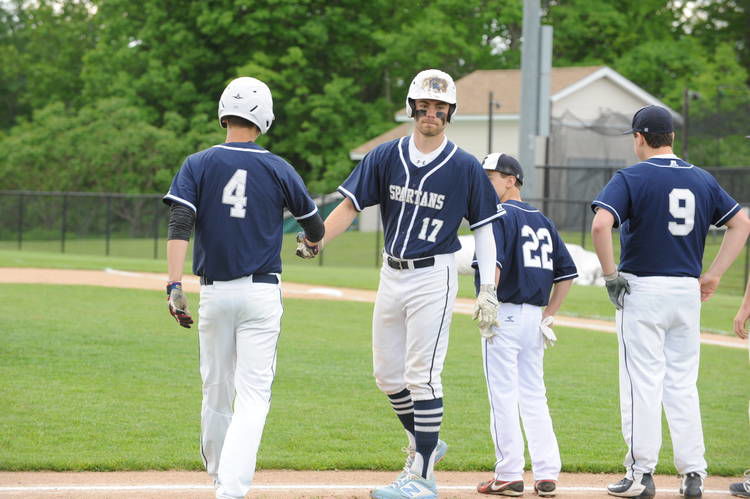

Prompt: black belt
xmin=200 ymin=274 xmax=278 ymax=285
xmin=386 ymin=256 xmax=435 ymax=270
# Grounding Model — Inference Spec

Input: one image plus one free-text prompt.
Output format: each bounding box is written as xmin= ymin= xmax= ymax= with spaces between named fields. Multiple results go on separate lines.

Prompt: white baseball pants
xmin=482 ymin=302 xmax=561 ymax=481
xmin=616 ymin=273 xmax=707 ymax=479
xmin=372 ymin=253 xmax=457 ymax=401
xmin=198 ymin=276 xmax=283 ymax=499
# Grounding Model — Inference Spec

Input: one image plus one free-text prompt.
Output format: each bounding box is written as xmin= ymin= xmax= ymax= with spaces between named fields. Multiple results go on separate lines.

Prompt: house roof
xmin=351 ymin=65 xmax=679 ymax=159
xmin=395 ymin=65 xmax=602 ymax=118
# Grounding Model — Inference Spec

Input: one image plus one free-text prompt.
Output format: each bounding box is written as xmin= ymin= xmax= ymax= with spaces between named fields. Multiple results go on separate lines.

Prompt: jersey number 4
xmin=668 ymin=188 xmax=695 ymax=236
xmin=521 ymin=225 xmax=553 ymax=270
xmin=222 ymin=169 xmax=247 ymax=218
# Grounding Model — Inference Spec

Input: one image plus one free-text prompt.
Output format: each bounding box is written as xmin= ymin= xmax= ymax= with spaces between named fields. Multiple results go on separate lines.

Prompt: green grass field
xmin=0 ymin=245 xmax=745 ymax=335
xmin=1 ymin=284 xmax=748 ymax=474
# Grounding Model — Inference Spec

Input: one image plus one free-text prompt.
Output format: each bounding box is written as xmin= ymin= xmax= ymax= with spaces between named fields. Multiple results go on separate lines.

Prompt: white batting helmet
xmin=218 ymin=77 xmax=275 ymax=134
xmin=405 ymin=69 xmax=457 ymax=121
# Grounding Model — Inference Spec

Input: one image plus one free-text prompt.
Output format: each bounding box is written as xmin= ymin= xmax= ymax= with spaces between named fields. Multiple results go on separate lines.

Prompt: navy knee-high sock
xmin=388 ymin=389 xmax=415 ymax=447
xmin=413 ymin=398 xmax=443 ymax=479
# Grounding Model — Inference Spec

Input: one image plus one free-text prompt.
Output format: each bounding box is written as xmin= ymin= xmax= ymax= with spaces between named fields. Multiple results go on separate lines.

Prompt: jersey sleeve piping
xmin=469 ymin=210 xmax=504 ymax=230
xmin=591 ymin=200 xmax=621 ymax=227
xmin=163 ymin=193 xmax=197 ymax=213
xmin=713 ymin=202 xmax=740 ymax=227
xmin=337 ymin=186 xmax=363 ymax=212
xmin=294 ymin=206 xmax=319 ymax=220
xmin=553 ymin=272 xmax=579 ymax=282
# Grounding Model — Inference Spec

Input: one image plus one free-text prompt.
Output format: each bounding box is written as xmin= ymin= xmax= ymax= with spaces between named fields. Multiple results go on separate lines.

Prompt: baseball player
xmin=297 ymin=69 xmax=504 ymax=499
xmin=591 ymin=105 xmax=750 ymax=499
xmin=472 ymin=153 xmax=578 ymax=497
xmin=163 ymin=77 xmax=324 ymax=499
xmin=729 ymin=270 xmax=750 ymax=498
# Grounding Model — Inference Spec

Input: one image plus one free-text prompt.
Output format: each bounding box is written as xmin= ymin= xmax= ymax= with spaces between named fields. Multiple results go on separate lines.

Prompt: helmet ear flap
xmin=407 ymin=98 xmax=417 ymax=118
xmin=447 ymin=104 xmax=456 ymax=123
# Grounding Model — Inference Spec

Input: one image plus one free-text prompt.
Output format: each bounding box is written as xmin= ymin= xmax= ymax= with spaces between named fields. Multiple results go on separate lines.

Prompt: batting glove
xmin=295 ymin=232 xmax=320 ymax=259
xmin=540 ymin=315 xmax=557 ymax=349
xmin=167 ymin=281 xmax=193 ymax=328
xmin=473 ymin=284 xmax=500 ymax=332
xmin=603 ymin=272 xmax=630 ymax=310
xmin=479 ymin=324 xmax=498 ymax=343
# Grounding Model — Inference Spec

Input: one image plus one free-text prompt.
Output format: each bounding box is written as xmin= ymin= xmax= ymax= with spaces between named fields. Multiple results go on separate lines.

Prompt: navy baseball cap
xmin=623 ymin=105 xmax=674 ymax=134
xmin=482 ymin=152 xmax=524 ymax=185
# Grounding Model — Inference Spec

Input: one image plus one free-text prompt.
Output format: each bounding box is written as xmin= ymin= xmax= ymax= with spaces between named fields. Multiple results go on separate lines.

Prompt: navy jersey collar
xmin=503 ymin=199 xmax=539 ymax=212
xmin=401 ymin=136 xmax=455 ymax=170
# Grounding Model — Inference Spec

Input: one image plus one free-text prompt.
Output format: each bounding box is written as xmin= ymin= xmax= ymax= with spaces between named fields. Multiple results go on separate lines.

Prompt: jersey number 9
xmin=668 ymin=188 xmax=695 ymax=236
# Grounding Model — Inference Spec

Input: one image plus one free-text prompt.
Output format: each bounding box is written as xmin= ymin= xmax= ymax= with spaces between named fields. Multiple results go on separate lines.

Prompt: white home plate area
xmin=0 ymin=471 xmax=742 ymax=498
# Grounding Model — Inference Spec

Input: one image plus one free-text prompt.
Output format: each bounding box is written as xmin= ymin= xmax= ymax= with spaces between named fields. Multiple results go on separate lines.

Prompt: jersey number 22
xmin=222 ymin=169 xmax=247 ymax=218
xmin=522 ymin=225 xmax=553 ymax=270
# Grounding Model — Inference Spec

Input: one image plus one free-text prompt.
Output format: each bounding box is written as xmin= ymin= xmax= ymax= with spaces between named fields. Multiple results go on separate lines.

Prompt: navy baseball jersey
xmin=163 ymin=142 xmax=317 ymax=280
xmin=592 ymin=156 xmax=740 ymax=277
xmin=473 ymin=200 xmax=578 ymax=306
xmin=339 ymin=137 xmax=503 ymax=259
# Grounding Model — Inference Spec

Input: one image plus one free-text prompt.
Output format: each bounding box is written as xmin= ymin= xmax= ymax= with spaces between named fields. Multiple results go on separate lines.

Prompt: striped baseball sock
xmin=388 ymin=389 xmax=415 ymax=448
xmin=412 ymin=398 xmax=443 ymax=479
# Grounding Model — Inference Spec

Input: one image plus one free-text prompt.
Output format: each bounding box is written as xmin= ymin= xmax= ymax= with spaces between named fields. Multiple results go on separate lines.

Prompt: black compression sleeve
xmin=167 ymin=203 xmax=195 ymax=241
xmin=298 ymin=212 xmax=325 ymax=243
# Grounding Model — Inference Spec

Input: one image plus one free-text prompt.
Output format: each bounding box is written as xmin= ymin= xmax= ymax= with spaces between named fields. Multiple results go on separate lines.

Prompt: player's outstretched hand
xmin=603 ymin=272 xmax=630 ymax=310
xmin=733 ymin=304 xmax=750 ymax=339
xmin=473 ymin=284 xmax=500 ymax=331
xmin=698 ymin=272 xmax=720 ymax=302
xmin=167 ymin=281 xmax=193 ymax=328
xmin=540 ymin=315 xmax=556 ymax=349
xmin=295 ymin=232 xmax=320 ymax=259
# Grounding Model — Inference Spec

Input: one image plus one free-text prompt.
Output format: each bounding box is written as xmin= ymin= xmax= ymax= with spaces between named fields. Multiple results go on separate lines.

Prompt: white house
xmin=349 ymin=66 xmax=682 ymax=231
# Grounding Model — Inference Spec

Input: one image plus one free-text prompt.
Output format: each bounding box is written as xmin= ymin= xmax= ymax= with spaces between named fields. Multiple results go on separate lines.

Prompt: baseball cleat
xmin=607 ymin=473 xmax=655 ymax=498
xmin=680 ymin=472 xmax=703 ymax=498
xmin=730 ymin=471 xmax=750 ymax=497
xmin=477 ymin=478 xmax=525 ymax=496
xmin=534 ymin=479 xmax=557 ymax=497
xmin=370 ymin=473 xmax=437 ymax=499
xmin=396 ymin=440 xmax=448 ymax=482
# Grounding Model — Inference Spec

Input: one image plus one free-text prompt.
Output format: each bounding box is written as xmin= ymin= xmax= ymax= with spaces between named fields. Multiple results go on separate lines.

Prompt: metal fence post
xmin=17 ymin=193 xmax=24 ymax=250
xmin=580 ymin=201 xmax=587 ymax=249
xmin=318 ymin=193 xmax=325 ymax=267
xmin=105 ymin=195 xmax=112 ymax=256
xmin=61 ymin=194 xmax=68 ymax=253
xmin=153 ymin=197 xmax=160 ymax=259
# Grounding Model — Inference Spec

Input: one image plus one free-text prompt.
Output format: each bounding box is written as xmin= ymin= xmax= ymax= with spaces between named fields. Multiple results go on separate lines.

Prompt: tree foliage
xmin=0 ymin=0 xmax=747 ymax=194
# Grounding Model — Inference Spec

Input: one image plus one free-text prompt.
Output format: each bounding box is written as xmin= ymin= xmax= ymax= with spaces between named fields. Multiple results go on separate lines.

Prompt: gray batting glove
xmin=167 ymin=282 xmax=193 ymax=328
xmin=604 ymin=272 xmax=630 ymax=310
xmin=480 ymin=324 xmax=498 ymax=343
xmin=473 ymin=284 xmax=500 ymax=331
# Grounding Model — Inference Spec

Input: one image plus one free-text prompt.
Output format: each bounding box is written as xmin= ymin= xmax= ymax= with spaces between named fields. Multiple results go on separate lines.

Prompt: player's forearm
xmin=703 ymin=220 xmax=750 ymax=280
xmin=591 ymin=212 xmax=617 ymax=275
xmin=322 ymin=198 xmax=359 ymax=245
xmin=167 ymin=239 xmax=189 ymax=282
xmin=473 ymin=223 xmax=497 ymax=286
xmin=545 ymin=279 xmax=573 ymax=317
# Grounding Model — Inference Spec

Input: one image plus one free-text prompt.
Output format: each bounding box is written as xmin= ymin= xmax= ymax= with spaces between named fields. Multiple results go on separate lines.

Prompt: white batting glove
xmin=540 ymin=315 xmax=556 ymax=349
xmin=473 ymin=284 xmax=500 ymax=331
xmin=480 ymin=325 xmax=498 ymax=344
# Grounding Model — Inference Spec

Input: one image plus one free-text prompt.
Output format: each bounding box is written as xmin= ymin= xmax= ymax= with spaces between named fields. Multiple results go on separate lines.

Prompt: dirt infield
xmin=1 ymin=267 xmax=745 ymax=349
xmin=0 ymin=470 xmax=743 ymax=498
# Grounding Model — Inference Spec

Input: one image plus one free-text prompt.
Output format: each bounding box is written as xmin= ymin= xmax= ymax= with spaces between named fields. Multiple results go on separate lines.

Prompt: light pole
xmin=488 ymin=91 xmax=502 ymax=154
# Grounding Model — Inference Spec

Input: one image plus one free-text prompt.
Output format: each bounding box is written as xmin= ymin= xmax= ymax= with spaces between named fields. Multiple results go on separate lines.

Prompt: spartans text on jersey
xmin=389 ymin=185 xmax=445 ymax=209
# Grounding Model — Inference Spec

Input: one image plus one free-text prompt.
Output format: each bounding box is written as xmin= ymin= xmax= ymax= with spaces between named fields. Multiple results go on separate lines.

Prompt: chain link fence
xmin=1 ymin=189 xmax=748 ymax=295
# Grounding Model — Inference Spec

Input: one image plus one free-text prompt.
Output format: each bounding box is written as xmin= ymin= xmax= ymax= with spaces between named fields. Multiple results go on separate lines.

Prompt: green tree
xmin=0 ymin=0 xmax=96 ymax=129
